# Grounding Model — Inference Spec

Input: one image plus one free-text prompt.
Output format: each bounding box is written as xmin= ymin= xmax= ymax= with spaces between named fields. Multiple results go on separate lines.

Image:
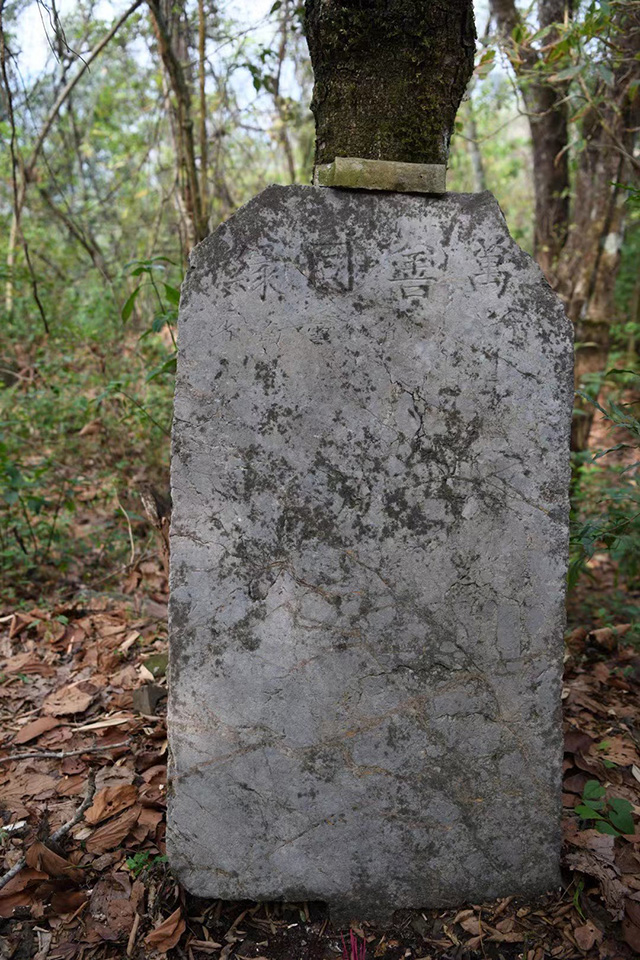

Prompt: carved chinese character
xmin=390 ymin=249 xmax=438 ymax=298
xmin=249 ymin=260 xmax=283 ymax=301
xmin=307 ymin=240 xmax=353 ymax=293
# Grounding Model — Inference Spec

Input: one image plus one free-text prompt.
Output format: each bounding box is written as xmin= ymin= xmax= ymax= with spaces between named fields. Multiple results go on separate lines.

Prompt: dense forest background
xmin=0 ymin=0 xmax=638 ymax=624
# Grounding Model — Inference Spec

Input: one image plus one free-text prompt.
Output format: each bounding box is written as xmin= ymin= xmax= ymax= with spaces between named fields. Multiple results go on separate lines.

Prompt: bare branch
xmin=0 ymin=740 xmax=130 ymax=765
xmin=0 ymin=769 xmax=96 ymax=892
xmin=25 ymin=0 xmax=145 ymax=180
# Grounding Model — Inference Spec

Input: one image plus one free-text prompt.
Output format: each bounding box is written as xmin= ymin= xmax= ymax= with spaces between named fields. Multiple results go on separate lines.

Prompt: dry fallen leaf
xmin=43 ymin=682 xmax=95 ymax=717
xmin=86 ymin=806 xmax=140 ymax=854
xmin=459 ymin=916 xmax=481 ymax=936
xmin=25 ymin=840 xmax=83 ymax=882
xmin=78 ymin=418 xmax=103 ymax=436
xmin=13 ymin=716 xmax=61 ymax=744
xmin=1 ymin=771 xmax=58 ymax=801
xmin=75 ymin=714 xmax=132 ymax=731
xmin=50 ymin=889 xmax=88 ymax=915
xmin=85 ymin=784 xmax=137 ymax=825
xmin=622 ymin=899 xmax=640 ymax=952
xmin=565 ymin=851 xmax=630 ymax=919
xmin=0 ymin=867 xmax=48 ymax=917
xmin=597 ymin=735 xmax=640 ymax=767
xmin=188 ymin=941 xmax=223 ymax=953
xmin=2 ymin=653 xmax=56 ymax=677
xmin=88 ymin=873 xmax=136 ymax=941
xmin=573 ymin=920 xmax=602 ymax=951
xmin=144 ymin=907 xmax=186 ymax=952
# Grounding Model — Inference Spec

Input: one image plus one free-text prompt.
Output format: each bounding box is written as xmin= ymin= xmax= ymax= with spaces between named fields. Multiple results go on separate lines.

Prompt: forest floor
xmin=1 ymin=560 xmax=639 ymax=959
xmin=1 ymin=407 xmax=639 ymax=960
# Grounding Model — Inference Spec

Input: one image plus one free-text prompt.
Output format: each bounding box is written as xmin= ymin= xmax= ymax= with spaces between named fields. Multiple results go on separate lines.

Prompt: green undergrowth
xmin=569 ymin=370 xmax=640 ymax=629
xmin=0 ymin=263 xmax=177 ymax=605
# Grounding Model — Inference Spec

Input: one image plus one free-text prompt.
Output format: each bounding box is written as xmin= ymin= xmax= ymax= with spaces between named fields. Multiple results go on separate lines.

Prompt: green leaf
xmin=575 ymin=804 xmax=605 ymax=820
xmin=122 ymin=286 xmax=141 ymax=323
xmin=583 ymin=779 xmax=605 ymax=801
xmin=550 ymin=64 xmax=583 ymax=83
xmin=595 ymin=821 xmax=620 ymax=836
xmin=608 ymin=799 xmax=635 ymax=835
xmin=152 ymin=314 xmax=169 ymax=333
xmin=270 ymin=0 xmax=282 ymax=11
xmin=146 ymin=354 xmax=177 ymax=383
xmin=163 ymin=283 xmax=181 ymax=306
xmin=597 ymin=63 xmax=614 ymax=86
xmin=475 ymin=49 xmax=496 ymax=79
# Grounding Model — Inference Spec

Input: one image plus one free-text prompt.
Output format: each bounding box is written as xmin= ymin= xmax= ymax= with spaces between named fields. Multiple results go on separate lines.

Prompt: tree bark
xmin=273 ymin=0 xmax=297 ymax=183
xmin=491 ymin=0 xmax=640 ymax=449
xmin=305 ymin=0 xmax=476 ymax=166
xmin=491 ymin=0 xmax=571 ymax=276
xmin=465 ymin=96 xmax=487 ymax=193
xmin=148 ymin=0 xmax=207 ymax=247
xmin=198 ymin=0 xmax=209 ymax=225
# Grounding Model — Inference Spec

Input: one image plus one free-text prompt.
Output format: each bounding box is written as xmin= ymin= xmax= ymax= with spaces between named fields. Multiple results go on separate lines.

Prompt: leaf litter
xmin=0 ymin=561 xmax=639 ymax=958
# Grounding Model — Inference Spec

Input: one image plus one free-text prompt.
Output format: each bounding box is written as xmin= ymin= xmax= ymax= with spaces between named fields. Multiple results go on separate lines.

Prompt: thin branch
xmin=0 ymin=740 xmax=130 ymax=765
xmin=0 ymin=1 xmax=50 ymax=331
xmin=116 ymin=493 xmax=136 ymax=567
xmin=25 ymin=0 xmax=145 ymax=182
xmin=0 ymin=769 xmax=96 ymax=892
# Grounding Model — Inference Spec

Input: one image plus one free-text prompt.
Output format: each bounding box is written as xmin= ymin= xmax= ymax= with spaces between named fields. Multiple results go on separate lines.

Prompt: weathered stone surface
xmin=314 ymin=157 xmax=446 ymax=194
xmin=168 ymin=186 xmax=573 ymax=924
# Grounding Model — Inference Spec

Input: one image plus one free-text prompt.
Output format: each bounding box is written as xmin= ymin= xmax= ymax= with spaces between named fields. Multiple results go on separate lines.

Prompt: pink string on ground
xmin=341 ymin=930 xmax=366 ymax=960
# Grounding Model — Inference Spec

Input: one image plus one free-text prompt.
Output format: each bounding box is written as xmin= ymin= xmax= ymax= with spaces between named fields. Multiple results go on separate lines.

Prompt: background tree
xmin=489 ymin=0 xmax=640 ymax=448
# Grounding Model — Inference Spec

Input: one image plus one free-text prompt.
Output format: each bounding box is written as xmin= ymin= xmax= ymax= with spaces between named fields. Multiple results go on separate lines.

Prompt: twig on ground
xmin=116 ymin=491 xmax=136 ymax=567
xmin=127 ymin=910 xmax=141 ymax=956
xmin=0 ymin=739 xmax=130 ymax=764
xmin=0 ymin=768 xmax=96 ymax=892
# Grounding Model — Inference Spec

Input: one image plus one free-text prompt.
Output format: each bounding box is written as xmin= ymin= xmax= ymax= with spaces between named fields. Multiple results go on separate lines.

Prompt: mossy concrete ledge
xmin=313 ymin=157 xmax=446 ymax=194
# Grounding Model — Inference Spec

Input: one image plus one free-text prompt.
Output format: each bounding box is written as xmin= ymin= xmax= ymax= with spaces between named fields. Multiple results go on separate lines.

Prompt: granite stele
xmin=168 ymin=185 xmax=573 ymax=923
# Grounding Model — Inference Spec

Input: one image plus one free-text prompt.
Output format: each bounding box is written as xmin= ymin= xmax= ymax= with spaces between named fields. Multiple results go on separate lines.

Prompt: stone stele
xmin=168 ymin=186 xmax=573 ymax=925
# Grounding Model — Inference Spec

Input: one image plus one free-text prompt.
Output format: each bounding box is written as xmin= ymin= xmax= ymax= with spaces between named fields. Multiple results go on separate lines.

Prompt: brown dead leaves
xmin=85 ymin=784 xmax=138 ymax=825
xmin=2 ymin=576 xmax=640 ymax=959
xmin=0 ymin=867 xmax=48 ymax=917
xmin=562 ymin=631 xmax=640 ymax=954
xmin=0 ymin=590 xmax=169 ymax=956
xmin=13 ymin=716 xmax=61 ymax=744
xmin=43 ymin=681 xmax=97 ymax=716
xmin=86 ymin=805 xmax=141 ymax=854
xmin=145 ymin=907 xmax=186 ymax=952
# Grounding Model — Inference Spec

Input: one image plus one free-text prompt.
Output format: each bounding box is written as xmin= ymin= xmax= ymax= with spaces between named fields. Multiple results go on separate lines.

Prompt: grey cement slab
xmin=168 ymin=186 xmax=573 ymax=925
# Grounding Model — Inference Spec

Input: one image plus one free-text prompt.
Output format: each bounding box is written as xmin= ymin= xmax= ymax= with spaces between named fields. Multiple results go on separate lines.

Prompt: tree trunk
xmin=490 ymin=0 xmax=640 ymax=450
xmin=556 ymin=3 xmax=640 ymax=449
xmin=490 ymin=0 xmax=571 ymax=277
xmin=148 ymin=0 xmax=207 ymax=247
xmin=305 ymin=0 xmax=476 ymax=166
xmin=198 ymin=0 xmax=209 ymax=226
xmin=273 ymin=0 xmax=298 ymax=183
xmin=527 ymin=81 xmax=570 ymax=278
xmin=465 ymin=97 xmax=487 ymax=193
